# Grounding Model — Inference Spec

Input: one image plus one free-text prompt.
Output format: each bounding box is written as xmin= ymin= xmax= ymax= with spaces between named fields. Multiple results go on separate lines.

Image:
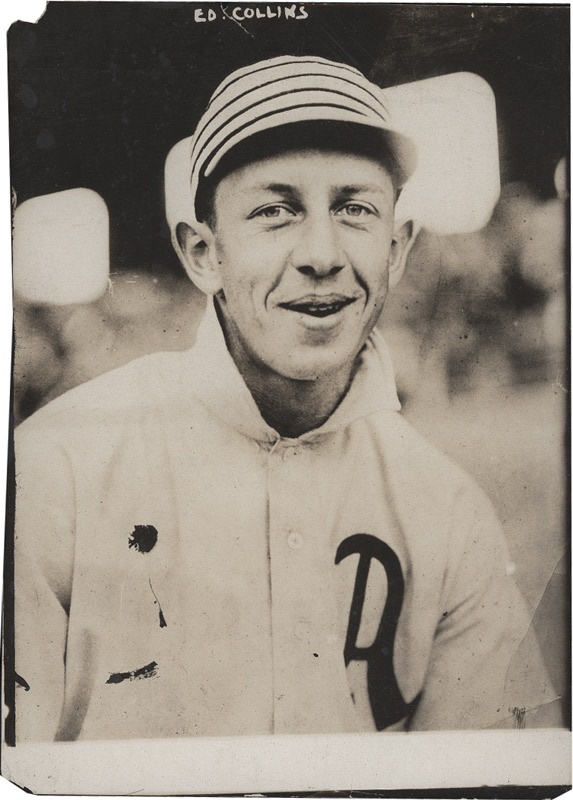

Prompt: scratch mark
xmin=220 ymin=4 xmax=255 ymax=37
xmin=148 ymin=578 xmax=167 ymax=628
xmin=552 ymin=370 xmax=568 ymax=393
xmin=503 ymin=553 xmax=565 ymax=703
xmin=15 ymin=672 xmax=30 ymax=691
xmin=510 ymin=706 xmax=526 ymax=729
xmin=128 ymin=524 xmax=158 ymax=554
xmin=490 ymin=698 xmax=561 ymax=729
xmin=106 ymin=661 xmax=158 ymax=685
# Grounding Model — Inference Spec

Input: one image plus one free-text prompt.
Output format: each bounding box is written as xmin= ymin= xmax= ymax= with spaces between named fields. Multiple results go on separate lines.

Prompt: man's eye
xmin=337 ymin=203 xmax=373 ymax=218
xmin=252 ymin=205 xmax=296 ymax=220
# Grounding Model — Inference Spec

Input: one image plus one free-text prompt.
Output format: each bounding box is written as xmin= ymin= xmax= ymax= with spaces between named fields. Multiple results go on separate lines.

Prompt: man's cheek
xmin=227 ymin=278 xmax=260 ymax=316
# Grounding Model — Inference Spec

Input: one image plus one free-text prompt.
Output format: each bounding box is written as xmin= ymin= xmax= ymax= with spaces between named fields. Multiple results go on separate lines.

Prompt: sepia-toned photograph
xmin=2 ymin=1 xmax=570 ymax=795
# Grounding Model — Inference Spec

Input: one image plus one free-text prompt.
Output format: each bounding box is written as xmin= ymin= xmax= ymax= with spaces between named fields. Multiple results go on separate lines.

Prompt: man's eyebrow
xmin=244 ymin=183 xmax=300 ymax=197
xmin=334 ymin=183 xmax=391 ymax=196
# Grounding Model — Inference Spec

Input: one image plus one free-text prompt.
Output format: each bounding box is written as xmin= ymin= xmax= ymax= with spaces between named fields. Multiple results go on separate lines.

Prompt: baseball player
xmin=13 ymin=56 xmax=559 ymax=741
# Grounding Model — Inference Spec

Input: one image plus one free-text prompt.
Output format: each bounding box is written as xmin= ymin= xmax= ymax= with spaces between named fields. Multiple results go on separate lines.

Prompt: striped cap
xmin=165 ymin=55 xmax=417 ymax=249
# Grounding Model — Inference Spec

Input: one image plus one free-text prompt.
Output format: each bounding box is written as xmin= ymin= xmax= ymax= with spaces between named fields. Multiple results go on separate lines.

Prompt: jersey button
xmin=286 ymin=531 xmax=304 ymax=550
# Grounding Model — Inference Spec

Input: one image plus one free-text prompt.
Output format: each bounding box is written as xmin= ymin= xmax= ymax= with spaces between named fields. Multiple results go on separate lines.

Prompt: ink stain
xmin=510 ymin=706 xmax=527 ymax=729
xmin=149 ymin=578 xmax=167 ymax=628
xmin=15 ymin=672 xmax=30 ymax=691
xmin=106 ymin=661 xmax=158 ymax=685
xmin=128 ymin=525 xmax=158 ymax=554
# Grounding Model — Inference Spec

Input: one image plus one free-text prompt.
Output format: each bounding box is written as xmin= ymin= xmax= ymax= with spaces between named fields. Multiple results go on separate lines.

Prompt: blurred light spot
xmin=16 ymin=84 xmax=37 ymax=109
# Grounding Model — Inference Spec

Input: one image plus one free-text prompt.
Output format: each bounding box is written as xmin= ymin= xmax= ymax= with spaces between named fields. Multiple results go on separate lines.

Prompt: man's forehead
xmin=216 ymin=148 xmax=396 ymax=195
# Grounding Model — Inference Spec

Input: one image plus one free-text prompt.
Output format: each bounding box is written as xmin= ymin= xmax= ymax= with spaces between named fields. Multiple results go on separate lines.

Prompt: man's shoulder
xmin=15 ymin=349 xmax=190 ymax=444
xmin=363 ymin=410 xmax=505 ymax=579
xmin=369 ymin=409 xmax=493 ymax=511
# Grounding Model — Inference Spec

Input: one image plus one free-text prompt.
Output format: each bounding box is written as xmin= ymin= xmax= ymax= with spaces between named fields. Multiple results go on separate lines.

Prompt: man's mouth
xmin=279 ymin=296 xmax=357 ymax=318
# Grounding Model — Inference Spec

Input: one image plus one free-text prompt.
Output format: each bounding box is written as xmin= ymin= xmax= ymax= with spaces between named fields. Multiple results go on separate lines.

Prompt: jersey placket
xmin=266 ymin=436 xmax=359 ymax=734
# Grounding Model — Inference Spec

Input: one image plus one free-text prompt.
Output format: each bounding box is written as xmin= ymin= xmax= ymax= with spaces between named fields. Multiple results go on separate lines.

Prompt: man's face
xmin=202 ymin=149 xmax=403 ymax=382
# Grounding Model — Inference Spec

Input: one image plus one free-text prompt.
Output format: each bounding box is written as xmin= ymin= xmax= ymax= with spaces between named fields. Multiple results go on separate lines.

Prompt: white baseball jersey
xmin=13 ymin=301 xmax=555 ymax=741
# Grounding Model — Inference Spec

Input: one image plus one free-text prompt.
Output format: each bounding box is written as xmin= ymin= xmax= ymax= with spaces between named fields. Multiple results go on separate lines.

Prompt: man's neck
xmin=215 ymin=302 xmax=354 ymax=438
xmin=239 ymin=358 xmax=354 ymax=439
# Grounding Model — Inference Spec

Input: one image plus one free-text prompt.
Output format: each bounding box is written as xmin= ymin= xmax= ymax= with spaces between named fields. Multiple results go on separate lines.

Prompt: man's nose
xmin=291 ymin=215 xmax=345 ymax=278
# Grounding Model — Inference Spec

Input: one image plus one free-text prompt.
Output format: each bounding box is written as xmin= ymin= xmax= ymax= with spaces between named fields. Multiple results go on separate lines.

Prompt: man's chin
xmin=275 ymin=353 xmax=358 ymax=384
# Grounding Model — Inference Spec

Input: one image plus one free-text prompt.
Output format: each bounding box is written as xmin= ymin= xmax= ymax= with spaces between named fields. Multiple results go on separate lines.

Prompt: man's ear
xmin=389 ymin=219 xmax=419 ymax=288
xmin=176 ymin=221 xmax=222 ymax=295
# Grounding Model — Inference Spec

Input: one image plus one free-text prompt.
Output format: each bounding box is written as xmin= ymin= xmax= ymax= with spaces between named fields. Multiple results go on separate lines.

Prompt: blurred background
xmin=8 ymin=3 xmax=569 ymax=720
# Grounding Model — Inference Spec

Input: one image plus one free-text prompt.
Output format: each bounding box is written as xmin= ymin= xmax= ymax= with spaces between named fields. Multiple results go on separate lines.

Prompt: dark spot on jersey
xmin=128 ymin=525 xmax=158 ymax=553
xmin=106 ymin=661 xmax=158 ymax=684
xmin=15 ymin=672 xmax=30 ymax=691
xmin=313 ymin=653 xmax=319 ymax=657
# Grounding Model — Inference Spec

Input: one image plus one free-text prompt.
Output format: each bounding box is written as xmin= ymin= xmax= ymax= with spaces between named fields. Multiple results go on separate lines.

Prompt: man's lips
xmin=278 ymin=295 xmax=358 ymax=318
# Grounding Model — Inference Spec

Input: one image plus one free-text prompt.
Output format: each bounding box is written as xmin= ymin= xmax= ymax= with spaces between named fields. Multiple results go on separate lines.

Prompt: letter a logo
xmin=335 ymin=534 xmax=421 ymax=729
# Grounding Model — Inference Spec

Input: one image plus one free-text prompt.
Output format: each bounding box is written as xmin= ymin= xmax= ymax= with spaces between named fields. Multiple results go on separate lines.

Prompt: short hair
xmin=195 ymin=120 xmax=402 ymax=228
